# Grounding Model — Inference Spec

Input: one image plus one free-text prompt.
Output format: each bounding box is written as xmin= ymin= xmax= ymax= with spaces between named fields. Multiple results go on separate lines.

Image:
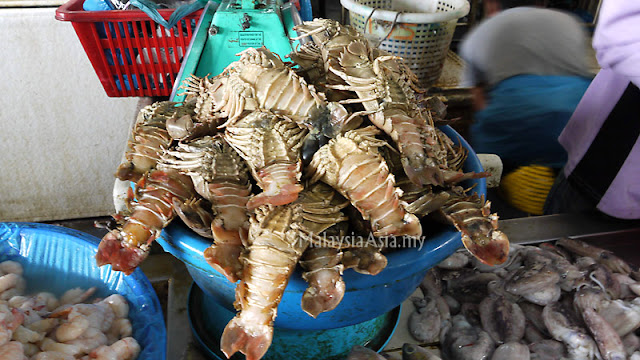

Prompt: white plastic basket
xmin=341 ymin=0 xmax=470 ymax=87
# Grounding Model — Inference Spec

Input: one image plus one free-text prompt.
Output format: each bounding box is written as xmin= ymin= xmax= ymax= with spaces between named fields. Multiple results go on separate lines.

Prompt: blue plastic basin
xmin=158 ymin=125 xmax=486 ymax=330
xmin=0 ymin=222 xmax=167 ymax=360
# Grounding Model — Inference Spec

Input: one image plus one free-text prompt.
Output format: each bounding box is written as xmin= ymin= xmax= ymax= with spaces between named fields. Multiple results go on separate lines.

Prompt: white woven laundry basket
xmin=341 ymin=0 xmax=470 ymax=88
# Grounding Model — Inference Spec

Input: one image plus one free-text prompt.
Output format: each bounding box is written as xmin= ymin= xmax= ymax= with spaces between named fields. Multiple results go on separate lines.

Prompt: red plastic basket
xmin=55 ymin=0 xmax=203 ymax=97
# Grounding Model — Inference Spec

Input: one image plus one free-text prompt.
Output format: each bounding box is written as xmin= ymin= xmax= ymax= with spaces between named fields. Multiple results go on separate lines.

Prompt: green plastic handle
xmin=129 ymin=0 xmax=220 ymax=29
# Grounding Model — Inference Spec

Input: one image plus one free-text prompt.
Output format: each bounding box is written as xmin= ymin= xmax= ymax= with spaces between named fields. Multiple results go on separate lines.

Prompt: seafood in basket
xmin=95 ymin=18 xmax=511 ymax=360
xmin=0 ymin=260 xmax=140 ymax=360
xmin=410 ymin=238 xmax=640 ymax=360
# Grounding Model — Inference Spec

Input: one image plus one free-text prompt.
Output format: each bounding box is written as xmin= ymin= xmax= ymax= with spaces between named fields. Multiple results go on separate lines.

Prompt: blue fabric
xmin=470 ymin=74 xmax=591 ymax=171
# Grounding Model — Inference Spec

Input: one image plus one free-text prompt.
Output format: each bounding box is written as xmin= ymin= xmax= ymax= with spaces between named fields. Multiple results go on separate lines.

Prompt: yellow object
xmin=500 ymin=165 xmax=556 ymax=215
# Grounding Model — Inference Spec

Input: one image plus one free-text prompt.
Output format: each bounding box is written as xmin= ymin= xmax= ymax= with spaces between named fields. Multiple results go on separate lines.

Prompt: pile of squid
xmin=95 ymin=18 xmax=510 ymax=360
xmin=409 ymin=238 xmax=640 ymax=360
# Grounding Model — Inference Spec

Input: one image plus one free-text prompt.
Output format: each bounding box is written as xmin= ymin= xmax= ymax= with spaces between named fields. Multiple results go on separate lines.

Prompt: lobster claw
xmin=460 ymin=229 xmax=509 ymax=266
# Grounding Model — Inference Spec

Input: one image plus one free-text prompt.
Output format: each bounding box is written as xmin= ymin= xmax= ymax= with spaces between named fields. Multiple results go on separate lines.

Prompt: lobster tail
xmin=247 ymin=183 xmax=304 ymax=210
xmin=402 ymin=156 xmax=444 ymax=187
xmin=300 ymin=247 xmax=346 ymax=318
xmin=443 ymin=195 xmax=509 ymax=266
xmin=301 ymin=272 xmax=345 ymax=318
xmin=220 ymin=317 xmax=273 ymax=360
xmin=461 ymin=230 xmax=510 ymax=267
xmin=97 ymin=169 xmax=196 ymax=274
xmin=95 ymin=231 xmax=149 ymax=275
xmin=210 ymin=218 xmax=247 ymax=245
xmin=342 ymin=247 xmax=388 ymax=275
xmin=203 ymin=244 xmax=244 ymax=283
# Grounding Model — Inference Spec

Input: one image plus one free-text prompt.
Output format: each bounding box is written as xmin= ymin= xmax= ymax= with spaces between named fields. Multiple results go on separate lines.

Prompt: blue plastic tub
xmin=158 ymin=125 xmax=486 ymax=330
xmin=0 ymin=222 xmax=166 ymax=360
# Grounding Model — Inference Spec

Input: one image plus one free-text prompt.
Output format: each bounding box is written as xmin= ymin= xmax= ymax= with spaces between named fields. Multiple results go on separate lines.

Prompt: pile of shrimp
xmin=0 ymin=260 xmax=140 ymax=360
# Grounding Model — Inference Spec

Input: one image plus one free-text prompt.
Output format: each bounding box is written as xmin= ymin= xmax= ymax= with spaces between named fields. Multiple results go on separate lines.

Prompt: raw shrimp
xmin=0 ymin=260 xmax=139 ymax=359
xmin=7 ymin=296 xmax=29 ymax=309
xmin=31 ymin=351 xmax=75 ymax=360
xmin=23 ymin=342 xmax=38 ymax=357
xmin=0 ymin=341 xmax=27 ymax=360
xmin=0 ymin=306 xmax=24 ymax=346
xmin=11 ymin=325 xmax=43 ymax=344
xmin=106 ymin=319 xmax=132 ymax=344
xmin=89 ymin=337 xmax=140 ymax=360
xmin=0 ymin=261 xmax=23 ymax=276
xmin=34 ymin=293 xmax=59 ymax=312
xmin=55 ymin=315 xmax=90 ymax=342
xmin=71 ymin=304 xmax=115 ymax=332
xmin=65 ymin=327 xmax=108 ymax=354
xmin=60 ymin=288 xmax=97 ymax=306
xmin=100 ymin=295 xmax=129 ymax=319
xmin=40 ymin=337 xmax=83 ymax=357
xmin=26 ymin=318 xmax=58 ymax=335
xmin=0 ymin=274 xmax=25 ymax=300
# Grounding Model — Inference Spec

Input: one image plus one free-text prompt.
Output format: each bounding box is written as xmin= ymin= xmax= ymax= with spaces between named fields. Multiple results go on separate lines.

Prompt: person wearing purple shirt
xmin=543 ymin=0 xmax=640 ymax=219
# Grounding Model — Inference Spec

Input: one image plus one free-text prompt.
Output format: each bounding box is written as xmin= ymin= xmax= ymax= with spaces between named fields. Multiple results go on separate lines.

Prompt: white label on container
xmin=238 ymin=32 xmax=264 ymax=47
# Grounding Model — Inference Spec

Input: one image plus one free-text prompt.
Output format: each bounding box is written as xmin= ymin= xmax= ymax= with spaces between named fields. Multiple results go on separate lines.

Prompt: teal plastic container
xmin=187 ymin=284 xmax=401 ymax=360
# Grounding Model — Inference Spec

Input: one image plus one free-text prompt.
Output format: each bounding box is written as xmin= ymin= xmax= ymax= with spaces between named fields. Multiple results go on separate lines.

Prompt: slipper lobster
xmin=115 ymin=101 xmax=181 ymax=182
xmin=294 ymin=19 xmax=445 ymax=187
xmin=96 ymin=168 xmax=196 ymax=274
xmin=308 ymin=126 xmax=422 ymax=239
xmin=220 ymin=182 xmax=348 ymax=360
xmin=224 ymin=110 xmax=308 ymax=210
xmin=162 ymin=135 xmax=252 ymax=282
xmin=439 ymin=187 xmax=509 ymax=266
